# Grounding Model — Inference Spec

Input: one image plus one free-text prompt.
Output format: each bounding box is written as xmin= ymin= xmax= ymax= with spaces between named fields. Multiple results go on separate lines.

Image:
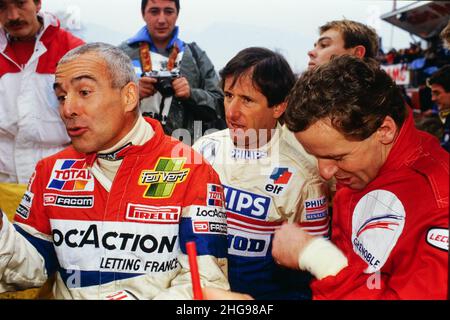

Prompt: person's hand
xmin=172 ymin=76 xmax=191 ymax=100
xmin=139 ymin=77 xmax=158 ymax=99
xmin=202 ymin=287 xmax=253 ymax=300
xmin=272 ymin=223 xmax=314 ymax=270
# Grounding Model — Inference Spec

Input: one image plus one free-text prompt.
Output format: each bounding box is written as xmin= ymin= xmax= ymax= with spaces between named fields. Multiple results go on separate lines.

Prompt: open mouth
xmin=67 ymin=127 xmax=88 ymax=137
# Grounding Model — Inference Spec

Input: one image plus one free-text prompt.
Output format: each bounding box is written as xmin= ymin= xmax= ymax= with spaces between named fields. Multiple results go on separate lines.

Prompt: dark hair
xmin=285 ymin=55 xmax=407 ymax=140
xmin=319 ymin=20 xmax=379 ymax=59
xmin=428 ymin=65 xmax=450 ymax=92
xmin=219 ymin=47 xmax=296 ymax=108
xmin=141 ymin=0 xmax=180 ymax=15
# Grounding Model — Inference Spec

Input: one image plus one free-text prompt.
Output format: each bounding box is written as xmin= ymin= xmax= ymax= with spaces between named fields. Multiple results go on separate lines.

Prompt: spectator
xmin=0 ymin=42 xmax=229 ymax=299
xmin=119 ymin=0 xmax=225 ymax=145
xmin=307 ymin=19 xmax=379 ymax=70
xmin=0 ymin=0 xmax=84 ymax=184
xmin=193 ymin=47 xmax=330 ymax=300
xmin=428 ymin=65 xmax=450 ymax=152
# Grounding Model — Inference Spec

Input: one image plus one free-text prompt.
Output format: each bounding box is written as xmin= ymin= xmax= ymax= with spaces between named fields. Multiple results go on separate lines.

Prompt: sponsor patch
xmin=126 ymin=204 xmax=181 ymax=224
xmin=16 ymin=191 xmax=34 ymax=219
xmin=47 ymin=160 xmax=94 ymax=192
xmin=228 ymin=228 xmax=271 ymax=258
xmin=426 ymin=228 xmax=448 ymax=252
xmin=352 ymin=190 xmax=406 ymax=273
xmin=305 ymin=196 xmax=328 ymax=221
xmin=50 ymin=219 xmax=180 ymax=275
xmin=264 ymin=167 xmax=295 ymax=195
xmin=139 ymin=158 xmax=190 ymax=199
xmin=224 ymin=185 xmax=271 ymax=221
xmin=207 ymin=184 xmax=225 ymax=207
xmin=230 ymin=148 xmax=268 ymax=160
xmin=193 ymin=221 xmax=227 ymax=235
xmin=43 ymin=194 xmax=93 ymax=208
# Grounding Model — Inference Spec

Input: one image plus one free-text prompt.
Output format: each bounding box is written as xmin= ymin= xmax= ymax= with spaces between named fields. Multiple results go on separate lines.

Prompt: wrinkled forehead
xmin=55 ymin=52 xmax=111 ymax=85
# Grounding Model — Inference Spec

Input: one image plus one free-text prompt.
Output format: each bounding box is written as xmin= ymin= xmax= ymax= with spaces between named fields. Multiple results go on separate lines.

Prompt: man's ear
xmin=352 ymin=45 xmax=366 ymax=59
xmin=36 ymin=0 xmax=42 ymax=12
xmin=272 ymin=102 xmax=287 ymax=120
xmin=376 ymin=116 xmax=398 ymax=145
xmin=122 ymin=82 xmax=139 ymax=113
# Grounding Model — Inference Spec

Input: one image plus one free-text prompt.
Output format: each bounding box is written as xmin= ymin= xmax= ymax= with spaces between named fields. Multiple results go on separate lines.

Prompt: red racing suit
xmin=0 ymin=118 xmax=229 ymax=299
xmin=312 ymin=113 xmax=449 ymax=299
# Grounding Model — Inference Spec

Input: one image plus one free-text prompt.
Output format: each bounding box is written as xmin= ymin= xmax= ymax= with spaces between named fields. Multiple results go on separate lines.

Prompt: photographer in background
xmin=119 ymin=0 xmax=225 ymax=144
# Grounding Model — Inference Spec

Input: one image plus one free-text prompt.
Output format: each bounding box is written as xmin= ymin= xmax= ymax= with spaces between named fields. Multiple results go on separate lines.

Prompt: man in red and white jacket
xmin=0 ymin=0 xmax=84 ymax=184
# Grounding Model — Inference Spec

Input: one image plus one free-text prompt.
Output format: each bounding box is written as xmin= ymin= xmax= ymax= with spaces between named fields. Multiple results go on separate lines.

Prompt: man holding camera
xmin=119 ymin=0 xmax=224 ymax=144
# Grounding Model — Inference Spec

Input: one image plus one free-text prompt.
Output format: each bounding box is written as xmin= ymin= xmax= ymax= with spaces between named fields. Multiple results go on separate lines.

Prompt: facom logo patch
xmin=193 ymin=221 xmax=227 ymax=235
xmin=47 ymin=159 xmax=94 ymax=192
xmin=43 ymin=194 xmax=93 ymax=208
xmin=139 ymin=158 xmax=190 ymax=199
xmin=224 ymin=185 xmax=270 ymax=221
xmin=126 ymin=204 xmax=181 ymax=224
xmin=207 ymin=184 xmax=224 ymax=207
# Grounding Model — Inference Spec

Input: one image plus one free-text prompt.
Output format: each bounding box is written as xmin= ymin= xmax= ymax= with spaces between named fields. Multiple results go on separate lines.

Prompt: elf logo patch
xmin=265 ymin=167 xmax=295 ymax=195
xmin=352 ymin=190 xmax=405 ymax=274
xmin=139 ymin=158 xmax=190 ymax=198
xmin=47 ymin=160 xmax=94 ymax=192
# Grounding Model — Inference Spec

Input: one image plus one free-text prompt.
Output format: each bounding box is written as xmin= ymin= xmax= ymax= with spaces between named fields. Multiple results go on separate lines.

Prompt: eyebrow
xmin=317 ymin=36 xmax=332 ymax=43
xmin=53 ymin=75 xmax=98 ymax=91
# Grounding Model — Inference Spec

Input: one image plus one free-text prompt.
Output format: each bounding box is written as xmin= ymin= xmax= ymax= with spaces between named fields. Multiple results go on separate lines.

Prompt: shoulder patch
xmin=426 ymin=228 xmax=448 ymax=252
xmin=352 ymin=190 xmax=406 ymax=274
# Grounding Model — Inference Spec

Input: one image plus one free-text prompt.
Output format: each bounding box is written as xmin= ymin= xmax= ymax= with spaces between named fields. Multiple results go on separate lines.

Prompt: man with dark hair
xmin=119 ymin=0 xmax=224 ymax=144
xmin=0 ymin=0 xmax=84 ymax=184
xmin=428 ymin=65 xmax=450 ymax=152
xmin=0 ymin=42 xmax=229 ymax=299
xmin=307 ymin=19 xmax=379 ymax=70
xmin=271 ymin=55 xmax=448 ymax=299
xmin=193 ymin=47 xmax=330 ymax=300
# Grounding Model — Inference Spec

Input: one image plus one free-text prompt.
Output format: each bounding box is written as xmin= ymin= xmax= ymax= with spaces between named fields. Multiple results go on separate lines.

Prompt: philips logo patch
xmin=44 ymin=194 xmax=93 ymax=208
xmin=305 ymin=196 xmax=328 ymax=221
xmin=352 ymin=190 xmax=405 ymax=274
xmin=224 ymin=185 xmax=270 ymax=221
xmin=47 ymin=160 xmax=94 ymax=192
xmin=126 ymin=204 xmax=181 ymax=224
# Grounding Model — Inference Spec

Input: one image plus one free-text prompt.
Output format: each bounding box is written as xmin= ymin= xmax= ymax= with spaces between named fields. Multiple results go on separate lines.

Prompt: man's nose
xmin=6 ymin=5 xmax=20 ymax=21
xmin=318 ymin=159 xmax=338 ymax=180
xmin=226 ymin=98 xmax=241 ymax=121
xmin=60 ymin=94 xmax=79 ymax=119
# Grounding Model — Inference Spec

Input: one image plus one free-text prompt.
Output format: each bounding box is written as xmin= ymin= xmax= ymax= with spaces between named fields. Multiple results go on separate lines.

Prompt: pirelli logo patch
xmin=139 ymin=158 xmax=190 ymax=199
xmin=126 ymin=204 xmax=181 ymax=224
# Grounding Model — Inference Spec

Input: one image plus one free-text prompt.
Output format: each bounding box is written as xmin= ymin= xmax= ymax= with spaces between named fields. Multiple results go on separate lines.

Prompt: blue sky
xmin=42 ymin=0 xmax=419 ymax=72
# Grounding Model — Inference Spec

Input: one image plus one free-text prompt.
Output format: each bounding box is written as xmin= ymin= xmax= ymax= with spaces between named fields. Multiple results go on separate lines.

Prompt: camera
xmin=144 ymin=69 xmax=180 ymax=98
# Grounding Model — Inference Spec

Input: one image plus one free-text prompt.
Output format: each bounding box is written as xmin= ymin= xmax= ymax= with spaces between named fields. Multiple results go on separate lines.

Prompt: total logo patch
xmin=139 ymin=158 xmax=190 ymax=199
xmin=44 ymin=194 xmax=94 ymax=208
xmin=352 ymin=190 xmax=406 ymax=274
xmin=126 ymin=203 xmax=181 ymax=224
xmin=264 ymin=167 xmax=295 ymax=195
xmin=207 ymin=184 xmax=224 ymax=208
xmin=426 ymin=228 xmax=448 ymax=252
xmin=47 ymin=159 xmax=94 ymax=192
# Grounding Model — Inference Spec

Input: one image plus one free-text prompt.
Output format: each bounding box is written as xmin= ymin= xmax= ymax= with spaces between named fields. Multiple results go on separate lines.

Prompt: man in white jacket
xmin=0 ymin=0 xmax=84 ymax=183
